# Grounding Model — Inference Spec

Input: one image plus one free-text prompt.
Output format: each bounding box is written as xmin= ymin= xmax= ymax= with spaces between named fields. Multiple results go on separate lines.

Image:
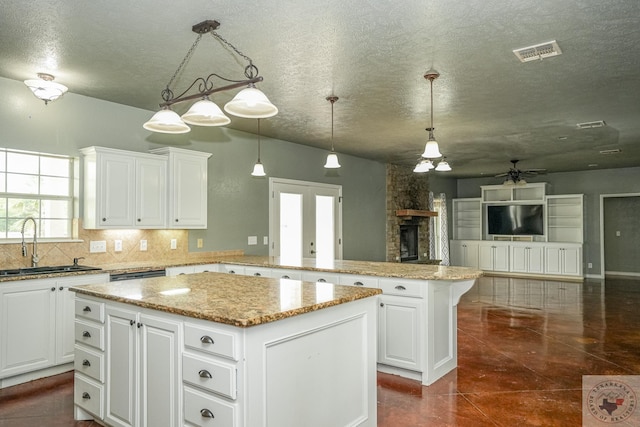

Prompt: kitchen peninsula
xmin=71 ymin=272 xmax=381 ymax=427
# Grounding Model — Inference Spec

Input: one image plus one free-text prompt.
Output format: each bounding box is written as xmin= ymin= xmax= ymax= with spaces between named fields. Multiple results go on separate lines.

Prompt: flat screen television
xmin=487 ymin=204 xmax=544 ymax=235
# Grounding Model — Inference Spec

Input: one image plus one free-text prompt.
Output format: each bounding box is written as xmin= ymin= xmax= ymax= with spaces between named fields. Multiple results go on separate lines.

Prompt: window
xmin=0 ymin=148 xmax=74 ymax=239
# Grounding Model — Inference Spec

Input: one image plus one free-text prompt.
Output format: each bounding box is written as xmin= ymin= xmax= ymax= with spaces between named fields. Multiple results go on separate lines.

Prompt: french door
xmin=269 ymin=178 xmax=342 ymax=264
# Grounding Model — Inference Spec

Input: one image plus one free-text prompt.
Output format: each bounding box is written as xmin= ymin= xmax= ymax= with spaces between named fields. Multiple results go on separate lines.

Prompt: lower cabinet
xmin=478 ymin=243 xmax=510 ymax=272
xmin=450 ymin=240 xmax=479 ymax=269
xmin=104 ymin=306 xmax=181 ymax=427
xmin=377 ymin=294 xmax=421 ymax=372
xmin=545 ymin=245 xmax=582 ymax=277
xmin=510 ymin=245 xmax=544 ymax=274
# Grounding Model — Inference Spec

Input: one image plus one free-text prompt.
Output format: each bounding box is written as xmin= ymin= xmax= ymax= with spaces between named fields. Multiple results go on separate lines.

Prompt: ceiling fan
xmin=495 ymin=160 xmax=546 ymax=185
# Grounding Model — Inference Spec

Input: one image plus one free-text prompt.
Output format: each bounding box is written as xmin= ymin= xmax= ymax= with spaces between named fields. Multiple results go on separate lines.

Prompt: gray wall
xmin=0 ymin=76 xmax=387 ymax=261
xmin=455 ymin=168 xmax=640 ymax=277
xmin=603 ymin=197 xmax=640 ymax=274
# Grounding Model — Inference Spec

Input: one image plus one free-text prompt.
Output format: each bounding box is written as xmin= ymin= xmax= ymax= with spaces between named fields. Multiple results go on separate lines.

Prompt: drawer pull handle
xmin=200 ymin=335 xmax=215 ymax=345
xmin=82 ymin=331 xmax=91 ymax=338
xmin=254 ymin=272 xmax=261 ymax=276
xmin=82 ymin=359 xmax=91 ymax=367
xmin=200 ymin=409 xmax=215 ymax=419
xmin=354 ymin=281 xmax=364 ymax=286
xmin=228 ymin=270 xmax=236 ymax=274
xmin=82 ymin=392 xmax=91 ymax=400
xmin=282 ymin=275 xmax=290 ymax=279
xmin=83 ymin=306 xmax=92 ymax=312
xmin=198 ymin=369 xmax=213 ymax=379
xmin=394 ymin=285 xmax=407 ymax=291
xmin=317 ymin=278 xmax=327 ymax=283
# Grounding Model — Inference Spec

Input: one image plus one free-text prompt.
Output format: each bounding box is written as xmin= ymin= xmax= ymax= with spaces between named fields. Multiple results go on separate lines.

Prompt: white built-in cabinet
xmin=104 ymin=305 xmax=181 ymax=427
xmin=377 ymin=293 xmax=422 ymax=372
xmin=81 ymin=146 xmax=211 ymax=230
xmin=451 ymin=184 xmax=584 ymax=278
xmin=0 ymin=274 xmax=110 ymax=381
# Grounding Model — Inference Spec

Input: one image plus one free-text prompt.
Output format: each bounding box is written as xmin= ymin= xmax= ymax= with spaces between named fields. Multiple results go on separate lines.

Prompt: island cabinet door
xmin=105 ymin=306 xmax=181 ymax=427
xmin=378 ymin=294 xmax=422 ymax=372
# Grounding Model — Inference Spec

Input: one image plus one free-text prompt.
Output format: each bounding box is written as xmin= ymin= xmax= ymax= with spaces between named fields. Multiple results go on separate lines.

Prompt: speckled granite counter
xmin=70 ymin=271 xmax=381 ymax=327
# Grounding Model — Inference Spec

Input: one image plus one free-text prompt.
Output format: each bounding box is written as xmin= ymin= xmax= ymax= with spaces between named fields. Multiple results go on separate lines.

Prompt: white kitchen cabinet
xmin=510 ymin=244 xmax=544 ymax=274
xmin=165 ymin=266 xmax=195 ymax=276
xmin=271 ymin=268 xmax=302 ymax=280
xmin=244 ymin=266 xmax=273 ymax=278
xmin=105 ymin=305 xmax=181 ymax=427
xmin=377 ymin=294 xmax=421 ymax=372
xmin=150 ymin=147 xmax=211 ymax=229
xmin=219 ymin=264 xmax=246 ymax=275
xmin=81 ymin=147 xmax=167 ymax=229
xmin=478 ymin=242 xmax=510 ymax=272
xmin=338 ymin=274 xmax=379 ymax=288
xmin=545 ymin=244 xmax=582 ymax=277
xmin=450 ymin=240 xmax=479 ymax=268
xmin=0 ymin=274 xmax=110 ymax=381
xmin=301 ymin=271 xmax=341 ymax=284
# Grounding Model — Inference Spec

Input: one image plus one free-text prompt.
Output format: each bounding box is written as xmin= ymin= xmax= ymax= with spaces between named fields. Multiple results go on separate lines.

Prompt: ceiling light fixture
xmin=421 ymin=70 xmax=443 ymax=159
xmin=413 ymin=159 xmax=434 ymax=173
xmin=143 ymin=19 xmax=278 ymax=134
xmin=251 ymin=119 xmax=266 ymax=177
xmin=23 ymin=73 xmax=68 ymax=105
xmin=435 ymin=157 xmax=452 ymax=172
xmin=324 ymin=95 xmax=341 ymax=169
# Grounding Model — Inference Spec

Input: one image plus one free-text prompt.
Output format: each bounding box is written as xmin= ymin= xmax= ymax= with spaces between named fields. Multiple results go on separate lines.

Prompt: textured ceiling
xmin=1 ymin=0 xmax=639 ymax=178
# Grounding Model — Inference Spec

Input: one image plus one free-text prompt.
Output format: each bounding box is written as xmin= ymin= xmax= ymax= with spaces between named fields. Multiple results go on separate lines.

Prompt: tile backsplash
xmin=0 ymin=219 xmax=241 ymax=269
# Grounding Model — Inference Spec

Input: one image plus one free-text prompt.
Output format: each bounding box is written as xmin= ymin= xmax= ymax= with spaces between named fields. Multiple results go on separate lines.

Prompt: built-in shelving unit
xmin=546 ymin=195 xmax=584 ymax=243
xmin=481 ymin=183 xmax=546 ymax=203
xmin=452 ymin=198 xmax=481 ymax=240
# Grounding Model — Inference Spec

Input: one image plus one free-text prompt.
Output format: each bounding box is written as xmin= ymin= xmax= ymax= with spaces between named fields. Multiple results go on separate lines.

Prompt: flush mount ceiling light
xmin=24 ymin=73 xmax=68 ymax=105
xmin=324 ymin=95 xmax=341 ymax=169
xmin=143 ymin=19 xmax=278 ymax=134
xmin=251 ymin=119 xmax=266 ymax=177
xmin=421 ymin=70 xmax=443 ymax=159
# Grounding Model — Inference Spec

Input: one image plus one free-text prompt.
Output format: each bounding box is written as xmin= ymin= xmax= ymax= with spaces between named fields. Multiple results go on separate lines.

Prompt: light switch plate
xmin=263 ymin=236 xmax=269 ymax=245
xmin=114 ymin=240 xmax=123 ymax=252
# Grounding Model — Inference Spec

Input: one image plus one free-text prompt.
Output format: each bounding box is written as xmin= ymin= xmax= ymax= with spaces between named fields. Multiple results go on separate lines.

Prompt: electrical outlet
xmin=89 ymin=240 xmax=107 ymax=253
xmin=170 ymin=239 xmax=177 ymax=250
xmin=140 ymin=240 xmax=147 ymax=251
xmin=114 ymin=240 xmax=123 ymax=252
xmin=248 ymin=236 xmax=257 ymax=245
xmin=616 ymin=231 xmax=621 ymax=237
xmin=197 ymin=238 xmax=203 ymax=248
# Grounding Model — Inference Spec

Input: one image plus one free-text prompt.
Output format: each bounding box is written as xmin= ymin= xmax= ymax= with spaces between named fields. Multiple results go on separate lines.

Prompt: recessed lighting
xmin=558 ymin=136 xmax=568 ymax=140
xmin=599 ymin=149 xmax=621 ymax=155
xmin=588 ymin=164 xmax=598 ymax=167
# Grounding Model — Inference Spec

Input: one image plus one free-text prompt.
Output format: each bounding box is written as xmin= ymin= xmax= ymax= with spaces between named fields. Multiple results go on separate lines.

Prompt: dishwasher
xmin=109 ymin=269 xmax=166 ymax=282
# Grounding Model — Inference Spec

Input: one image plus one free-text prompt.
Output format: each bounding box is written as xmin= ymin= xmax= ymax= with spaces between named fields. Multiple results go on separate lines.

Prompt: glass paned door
xmin=270 ymin=178 xmax=342 ymax=263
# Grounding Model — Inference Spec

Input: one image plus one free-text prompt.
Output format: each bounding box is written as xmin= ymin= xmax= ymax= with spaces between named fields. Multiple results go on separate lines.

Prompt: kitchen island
xmin=71 ymin=272 xmax=381 ymax=427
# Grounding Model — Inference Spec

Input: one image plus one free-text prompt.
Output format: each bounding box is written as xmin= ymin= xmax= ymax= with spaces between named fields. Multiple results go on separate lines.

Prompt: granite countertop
xmin=0 ymin=256 xmax=482 ymax=282
xmin=70 ymin=272 xmax=381 ymax=327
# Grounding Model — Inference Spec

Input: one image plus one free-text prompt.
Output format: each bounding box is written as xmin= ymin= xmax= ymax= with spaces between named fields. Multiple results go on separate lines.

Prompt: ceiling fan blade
xmin=494 ymin=172 xmax=509 ymax=177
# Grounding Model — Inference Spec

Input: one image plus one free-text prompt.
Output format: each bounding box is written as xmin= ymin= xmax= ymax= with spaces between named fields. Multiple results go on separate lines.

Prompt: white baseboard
xmin=605 ymin=271 xmax=640 ymax=278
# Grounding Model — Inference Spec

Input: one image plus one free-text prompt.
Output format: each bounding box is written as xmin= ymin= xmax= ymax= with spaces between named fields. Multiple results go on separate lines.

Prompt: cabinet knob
xmin=175 ymin=219 xmax=179 ymax=222
xmin=82 ymin=392 xmax=91 ymax=400
xmin=51 ymin=287 xmax=56 ymax=291
xmin=82 ymin=331 xmax=91 ymax=338
xmin=354 ymin=281 xmax=364 ymax=286
xmin=380 ymin=302 xmax=385 ymax=307
xmin=198 ymin=369 xmax=213 ymax=379
xmin=137 ymin=322 xmax=142 ymax=328
xmin=59 ymin=286 xmax=63 ymax=291
xmin=200 ymin=335 xmax=215 ymax=345
xmin=102 ymin=218 xmax=106 ymax=222
xmin=83 ymin=306 xmax=92 ymax=312
xmin=394 ymin=285 xmax=407 ymax=291
xmin=200 ymin=409 xmax=215 ymax=419
xmin=82 ymin=359 xmax=91 ymax=367
xmin=137 ymin=218 xmax=141 ymax=222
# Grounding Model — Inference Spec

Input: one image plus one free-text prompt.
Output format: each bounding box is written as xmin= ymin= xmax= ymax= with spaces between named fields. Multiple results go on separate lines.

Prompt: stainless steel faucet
xmin=21 ymin=217 xmax=39 ymax=267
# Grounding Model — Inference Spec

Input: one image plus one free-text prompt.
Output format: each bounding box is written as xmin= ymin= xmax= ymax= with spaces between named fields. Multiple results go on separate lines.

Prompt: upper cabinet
xmin=150 ymin=147 xmax=212 ymax=229
xmin=481 ymin=183 xmax=547 ymax=203
xmin=81 ymin=146 xmax=210 ymax=230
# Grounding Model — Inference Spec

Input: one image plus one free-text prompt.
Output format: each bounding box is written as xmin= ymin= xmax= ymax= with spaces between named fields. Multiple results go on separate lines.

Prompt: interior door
xmin=270 ymin=178 xmax=342 ymax=265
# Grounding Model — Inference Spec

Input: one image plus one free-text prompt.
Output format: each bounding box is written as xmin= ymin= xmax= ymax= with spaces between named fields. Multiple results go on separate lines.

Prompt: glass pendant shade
xmin=224 ymin=87 xmax=278 ymax=118
xmin=422 ymin=138 xmax=442 ymax=159
xmin=251 ymin=161 xmax=266 ymax=177
xmin=435 ymin=159 xmax=452 ymax=171
xmin=324 ymin=152 xmax=341 ymax=169
xmin=143 ymin=108 xmax=191 ymax=134
xmin=181 ymin=98 xmax=231 ymax=126
xmin=413 ymin=159 xmax=434 ymax=173
xmin=24 ymin=74 xmax=68 ymax=104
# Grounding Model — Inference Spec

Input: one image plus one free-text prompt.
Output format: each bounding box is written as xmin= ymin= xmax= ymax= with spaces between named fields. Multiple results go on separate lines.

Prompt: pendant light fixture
xmin=421 ymin=70 xmax=443 ymax=159
xmin=24 ymin=73 xmax=68 ymax=105
xmin=251 ymin=119 xmax=266 ymax=177
xmin=435 ymin=157 xmax=452 ymax=172
xmin=324 ymin=95 xmax=341 ymax=169
xmin=413 ymin=159 xmax=434 ymax=173
xmin=143 ymin=20 xmax=277 ymax=134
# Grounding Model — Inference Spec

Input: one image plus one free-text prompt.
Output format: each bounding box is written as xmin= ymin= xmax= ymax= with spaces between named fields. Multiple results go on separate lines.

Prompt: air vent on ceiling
xmin=577 ymin=120 xmax=607 ymax=129
xmin=513 ymin=40 xmax=562 ymax=62
xmin=599 ymin=149 xmax=621 ymax=155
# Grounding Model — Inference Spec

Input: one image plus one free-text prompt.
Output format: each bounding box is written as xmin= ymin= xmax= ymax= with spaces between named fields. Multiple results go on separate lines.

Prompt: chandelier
xmin=143 ymin=20 xmax=278 ymax=134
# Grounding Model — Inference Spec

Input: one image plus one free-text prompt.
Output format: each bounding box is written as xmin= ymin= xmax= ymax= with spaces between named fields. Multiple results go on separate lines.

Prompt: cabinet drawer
xmin=184 ymin=386 xmax=237 ymax=427
xmin=184 ymin=323 xmax=237 ymax=361
xmin=74 ymin=374 xmax=104 ymax=419
xmin=183 ymin=353 xmax=236 ymax=399
xmin=339 ymin=274 xmax=379 ymax=288
xmin=272 ymin=269 xmax=302 ymax=280
xmin=74 ymin=345 xmax=104 ymax=382
xmin=75 ymin=298 xmax=104 ymax=323
xmin=378 ymin=278 xmax=424 ymax=298
xmin=74 ymin=320 xmax=104 ymax=350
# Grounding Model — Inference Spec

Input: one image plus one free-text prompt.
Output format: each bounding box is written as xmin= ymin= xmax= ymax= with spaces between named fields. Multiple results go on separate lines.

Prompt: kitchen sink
xmin=0 ymin=265 xmax=102 ymax=277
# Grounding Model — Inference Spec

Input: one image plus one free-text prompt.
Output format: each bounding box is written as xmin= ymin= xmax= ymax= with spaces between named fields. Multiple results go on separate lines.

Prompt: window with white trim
xmin=0 ymin=148 xmax=74 ymax=239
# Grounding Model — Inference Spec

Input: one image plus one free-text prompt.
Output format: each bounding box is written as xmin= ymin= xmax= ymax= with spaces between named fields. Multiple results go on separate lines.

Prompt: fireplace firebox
xmin=399 ymin=224 xmax=419 ymax=262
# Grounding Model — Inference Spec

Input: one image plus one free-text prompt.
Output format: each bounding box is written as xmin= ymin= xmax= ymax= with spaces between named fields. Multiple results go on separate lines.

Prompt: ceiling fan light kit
xmin=143 ymin=19 xmax=277 ymax=134
xmin=497 ymin=159 xmax=543 ymax=185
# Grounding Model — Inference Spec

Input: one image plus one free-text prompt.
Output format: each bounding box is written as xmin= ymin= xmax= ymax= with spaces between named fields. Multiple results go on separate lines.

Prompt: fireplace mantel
xmin=396 ymin=209 xmax=438 ymax=220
